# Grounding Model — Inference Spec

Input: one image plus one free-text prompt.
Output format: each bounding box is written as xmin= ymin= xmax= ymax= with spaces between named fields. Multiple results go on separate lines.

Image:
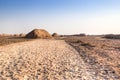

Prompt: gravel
xmin=0 ymin=39 xmax=94 ymax=80
xmin=65 ymin=37 xmax=120 ymax=80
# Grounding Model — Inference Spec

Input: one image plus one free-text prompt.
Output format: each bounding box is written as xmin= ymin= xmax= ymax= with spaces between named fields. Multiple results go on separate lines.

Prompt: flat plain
xmin=0 ymin=36 xmax=120 ymax=80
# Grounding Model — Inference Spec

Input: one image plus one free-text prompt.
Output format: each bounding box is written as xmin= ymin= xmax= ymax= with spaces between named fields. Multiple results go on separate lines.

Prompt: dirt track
xmin=0 ymin=39 xmax=93 ymax=80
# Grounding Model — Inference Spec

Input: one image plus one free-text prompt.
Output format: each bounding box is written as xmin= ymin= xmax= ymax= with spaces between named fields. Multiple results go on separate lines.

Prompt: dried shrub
xmin=19 ymin=33 xmax=26 ymax=37
xmin=79 ymin=33 xmax=86 ymax=36
xmin=52 ymin=33 xmax=59 ymax=37
xmin=14 ymin=34 xmax=19 ymax=37
xmin=104 ymin=34 xmax=120 ymax=39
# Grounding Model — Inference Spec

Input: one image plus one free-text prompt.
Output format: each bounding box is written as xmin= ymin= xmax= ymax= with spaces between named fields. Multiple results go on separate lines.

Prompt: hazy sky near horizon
xmin=0 ymin=0 xmax=120 ymax=35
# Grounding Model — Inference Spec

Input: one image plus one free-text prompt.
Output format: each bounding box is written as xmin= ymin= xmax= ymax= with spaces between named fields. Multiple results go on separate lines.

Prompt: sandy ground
xmin=0 ymin=39 xmax=93 ymax=80
xmin=66 ymin=37 xmax=120 ymax=80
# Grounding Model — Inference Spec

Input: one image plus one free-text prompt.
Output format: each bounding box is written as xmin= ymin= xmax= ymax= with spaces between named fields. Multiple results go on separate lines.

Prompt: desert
xmin=0 ymin=31 xmax=120 ymax=80
xmin=0 ymin=0 xmax=120 ymax=80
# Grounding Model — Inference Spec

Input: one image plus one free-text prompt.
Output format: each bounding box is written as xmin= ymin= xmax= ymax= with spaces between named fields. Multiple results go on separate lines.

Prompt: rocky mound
xmin=25 ymin=29 xmax=52 ymax=39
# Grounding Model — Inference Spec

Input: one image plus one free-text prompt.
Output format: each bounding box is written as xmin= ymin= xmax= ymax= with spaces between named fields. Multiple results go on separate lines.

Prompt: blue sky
xmin=0 ymin=0 xmax=120 ymax=34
